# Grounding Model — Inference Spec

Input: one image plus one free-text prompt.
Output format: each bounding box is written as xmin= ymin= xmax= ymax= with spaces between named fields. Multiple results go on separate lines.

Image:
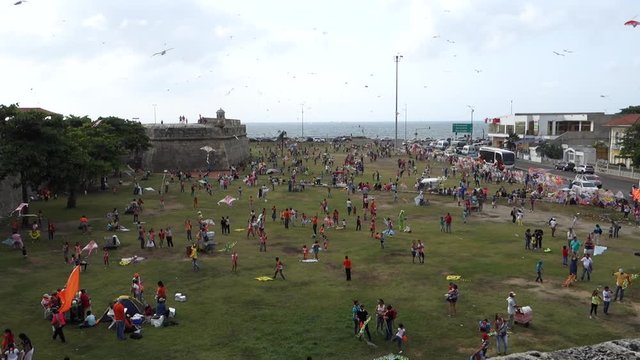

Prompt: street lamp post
xmin=404 ymin=104 xmax=408 ymax=144
xmin=394 ymin=54 xmax=403 ymax=149
xmin=152 ymin=104 xmax=157 ymax=124
xmin=467 ymin=105 xmax=475 ymax=141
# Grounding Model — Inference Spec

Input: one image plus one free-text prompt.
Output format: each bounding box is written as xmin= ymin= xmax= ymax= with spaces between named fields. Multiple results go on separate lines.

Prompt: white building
xmin=604 ymin=114 xmax=640 ymax=167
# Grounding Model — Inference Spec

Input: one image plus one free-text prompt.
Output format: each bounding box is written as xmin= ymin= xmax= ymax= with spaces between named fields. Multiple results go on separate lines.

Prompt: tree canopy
xmin=619 ymin=122 xmax=640 ymax=167
xmin=0 ymin=104 xmax=150 ymax=208
xmin=618 ymin=106 xmax=640 ymax=114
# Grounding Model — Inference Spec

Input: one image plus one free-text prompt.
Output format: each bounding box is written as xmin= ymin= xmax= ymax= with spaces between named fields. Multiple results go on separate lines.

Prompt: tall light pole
xmin=510 ymin=99 xmax=513 ymax=115
xmin=300 ymin=103 xmax=305 ymax=138
xmin=467 ymin=105 xmax=475 ymax=141
xmin=152 ymin=104 xmax=157 ymax=124
xmin=394 ymin=54 xmax=403 ymax=149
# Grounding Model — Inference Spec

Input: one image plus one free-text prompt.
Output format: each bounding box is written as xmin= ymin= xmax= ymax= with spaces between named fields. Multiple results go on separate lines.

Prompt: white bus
xmin=478 ymin=147 xmax=516 ymax=169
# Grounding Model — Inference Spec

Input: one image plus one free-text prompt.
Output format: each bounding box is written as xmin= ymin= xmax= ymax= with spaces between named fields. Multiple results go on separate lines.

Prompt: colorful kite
xmin=255 ymin=276 xmax=274 ymax=281
xmin=217 ymin=195 xmax=237 ymax=206
xmin=625 ymin=20 xmax=640 ymax=27
xmin=81 ymin=240 xmax=99 ymax=256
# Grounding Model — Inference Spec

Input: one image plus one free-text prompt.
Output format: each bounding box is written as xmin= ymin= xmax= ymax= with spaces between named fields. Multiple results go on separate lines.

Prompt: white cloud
xmin=82 ymin=14 xmax=107 ymax=31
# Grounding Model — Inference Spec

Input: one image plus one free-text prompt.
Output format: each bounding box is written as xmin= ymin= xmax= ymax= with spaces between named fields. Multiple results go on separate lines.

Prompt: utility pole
xmin=467 ymin=105 xmax=475 ymax=141
xmin=152 ymin=104 xmax=157 ymax=124
xmin=394 ymin=54 xmax=403 ymax=149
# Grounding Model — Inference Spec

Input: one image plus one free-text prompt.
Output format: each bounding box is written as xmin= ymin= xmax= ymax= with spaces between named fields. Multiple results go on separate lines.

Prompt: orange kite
xmin=58 ymin=266 xmax=81 ymax=313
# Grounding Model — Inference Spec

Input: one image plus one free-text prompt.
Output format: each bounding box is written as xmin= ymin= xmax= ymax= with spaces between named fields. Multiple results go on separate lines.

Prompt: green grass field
xmin=1 ymin=144 xmax=639 ymax=360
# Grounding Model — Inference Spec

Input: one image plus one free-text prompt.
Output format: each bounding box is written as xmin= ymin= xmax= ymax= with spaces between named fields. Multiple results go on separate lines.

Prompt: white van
xmin=461 ymin=145 xmax=478 ymax=155
xmin=435 ymin=140 xmax=449 ymax=150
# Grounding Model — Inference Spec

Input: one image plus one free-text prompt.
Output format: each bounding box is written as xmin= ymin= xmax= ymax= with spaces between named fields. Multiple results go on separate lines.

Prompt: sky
xmin=1 ymin=0 xmax=640 ymax=124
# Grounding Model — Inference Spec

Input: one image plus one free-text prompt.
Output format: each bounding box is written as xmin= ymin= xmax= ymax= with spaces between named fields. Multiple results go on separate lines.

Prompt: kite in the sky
xmin=14 ymin=1 xmax=27 ymax=5
xmin=152 ymin=48 xmax=174 ymax=56
xmin=625 ymin=20 xmax=640 ymax=27
xmin=552 ymin=51 xmax=565 ymax=57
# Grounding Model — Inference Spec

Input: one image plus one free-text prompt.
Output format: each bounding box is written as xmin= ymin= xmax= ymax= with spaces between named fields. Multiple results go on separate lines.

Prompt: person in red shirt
xmin=103 ymin=248 xmax=110 ymax=266
xmin=302 ymin=245 xmax=308 ymax=260
xmin=48 ymin=221 xmax=56 ymax=240
xmin=343 ymin=256 xmax=352 ymax=281
xmin=156 ymin=281 xmax=167 ymax=305
xmin=370 ymin=219 xmax=376 ymax=237
xmin=51 ymin=309 xmax=66 ymax=343
xmin=273 ymin=257 xmax=285 ymax=280
xmin=444 ymin=213 xmax=453 ymax=233
xmin=231 ymin=251 xmax=238 ymax=272
xmin=311 ymin=215 xmax=319 ymax=237
xmin=2 ymin=329 xmax=14 ymax=353
xmin=562 ymin=245 xmax=569 ymax=267
xmin=113 ymin=300 xmax=126 ymax=340
xmin=79 ymin=289 xmax=91 ymax=317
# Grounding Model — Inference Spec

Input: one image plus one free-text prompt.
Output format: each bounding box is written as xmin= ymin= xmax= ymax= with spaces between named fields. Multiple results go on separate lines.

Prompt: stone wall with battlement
xmin=141 ymin=119 xmax=249 ymax=172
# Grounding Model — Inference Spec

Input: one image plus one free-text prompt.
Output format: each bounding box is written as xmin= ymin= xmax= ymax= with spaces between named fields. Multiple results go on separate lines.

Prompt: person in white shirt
xmin=4 ymin=344 xmax=19 ymax=360
xmin=506 ymin=292 xmax=518 ymax=329
xmin=392 ymin=323 xmax=406 ymax=354
xmin=602 ymin=286 xmax=613 ymax=315
xmin=79 ymin=310 xmax=97 ymax=328
xmin=580 ymin=254 xmax=593 ymax=281
xmin=549 ymin=218 xmax=558 ymax=237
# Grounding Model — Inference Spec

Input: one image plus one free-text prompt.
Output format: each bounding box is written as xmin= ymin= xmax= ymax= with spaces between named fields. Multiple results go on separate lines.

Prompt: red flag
xmin=58 ymin=266 xmax=81 ymax=313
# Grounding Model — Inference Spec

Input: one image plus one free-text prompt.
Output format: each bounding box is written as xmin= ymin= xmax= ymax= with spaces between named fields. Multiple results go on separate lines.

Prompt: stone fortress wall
xmin=141 ymin=109 xmax=250 ymax=172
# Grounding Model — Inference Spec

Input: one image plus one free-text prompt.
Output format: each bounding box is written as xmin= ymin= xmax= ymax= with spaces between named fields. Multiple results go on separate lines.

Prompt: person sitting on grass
xmin=79 ymin=311 xmax=96 ymax=328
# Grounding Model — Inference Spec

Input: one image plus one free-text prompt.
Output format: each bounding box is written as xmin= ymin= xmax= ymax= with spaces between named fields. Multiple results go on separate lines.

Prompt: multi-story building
xmin=603 ymin=114 xmax=640 ymax=167
xmin=486 ymin=112 xmax=612 ymax=148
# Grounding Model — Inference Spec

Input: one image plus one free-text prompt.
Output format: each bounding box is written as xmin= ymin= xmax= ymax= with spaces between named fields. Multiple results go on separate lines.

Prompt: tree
xmin=0 ymin=105 xmax=65 ymax=204
xmin=505 ymin=133 xmax=520 ymax=151
xmin=618 ymin=106 xmax=640 ymax=114
xmin=619 ymin=122 xmax=640 ymax=167
xmin=535 ymin=142 xmax=563 ymax=160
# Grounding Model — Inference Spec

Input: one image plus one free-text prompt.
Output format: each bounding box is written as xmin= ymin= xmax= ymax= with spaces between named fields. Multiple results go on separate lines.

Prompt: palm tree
xmin=505 ymin=132 xmax=520 ymax=151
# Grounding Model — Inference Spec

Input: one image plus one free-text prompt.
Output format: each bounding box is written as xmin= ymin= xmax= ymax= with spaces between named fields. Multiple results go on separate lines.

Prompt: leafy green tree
xmin=535 ymin=142 xmax=563 ymax=160
xmin=0 ymin=105 xmax=65 ymax=203
xmin=505 ymin=132 xmax=520 ymax=151
xmin=618 ymin=106 xmax=640 ymax=114
xmin=619 ymin=122 xmax=640 ymax=167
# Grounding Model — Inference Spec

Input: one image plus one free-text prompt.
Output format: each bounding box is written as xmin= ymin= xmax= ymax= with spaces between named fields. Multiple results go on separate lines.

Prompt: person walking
xmin=410 ymin=241 xmax=417 ymax=264
xmin=580 ymin=254 xmax=593 ymax=281
xmin=343 ymin=256 xmax=352 ymax=281
xmin=375 ymin=299 xmax=385 ymax=334
xmin=190 ymin=245 xmax=200 ymax=271
xmin=613 ymin=268 xmax=632 ymax=302
xmin=166 ymin=226 xmax=174 ymax=247
xmin=51 ymin=308 xmax=66 ymax=343
xmin=351 ymin=300 xmax=360 ymax=335
xmin=231 ymin=251 xmax=238 ymax=272
xmin=494 ymin=314 xmax=509 ymax=356
xmin=535 ymin=260 xmax=543 ymax=283
xmin=417 ymin=240 xmax=425 ymax=264
xmin=590 ymin=289 xmax=602 ymax=319
xmin=602 ymin=286 xmax=613 ymax=315
xmin=391 ymin=323 xmax=406 ymax=354
xmin=446 ymin=283 xmax=459 ymax=316
xmin=356 ymin=304 xmax=372 ymax=342
xmin=384 ymin=305 xmax=397 ymax=340
xmin=506 ymin=292 xmax=518 ymax=329
xmin=273 ymin=257 xmax=285 ymax=280
xmin=444 ymin=213 xmax=452 ymax=233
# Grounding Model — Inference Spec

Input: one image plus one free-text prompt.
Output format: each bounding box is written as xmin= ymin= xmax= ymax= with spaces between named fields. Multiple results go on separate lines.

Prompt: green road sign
xmin=452 ymin=123 xmax=472 ymax=133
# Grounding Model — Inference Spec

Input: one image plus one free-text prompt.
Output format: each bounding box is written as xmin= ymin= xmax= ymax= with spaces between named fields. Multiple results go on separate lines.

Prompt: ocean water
xmin=245 ymin=121 xmax=488 ymax=141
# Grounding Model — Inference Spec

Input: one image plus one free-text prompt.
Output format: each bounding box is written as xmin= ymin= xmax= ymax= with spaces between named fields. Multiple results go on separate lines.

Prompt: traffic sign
xmin=452 ymin=123 xmax=472 ymax=133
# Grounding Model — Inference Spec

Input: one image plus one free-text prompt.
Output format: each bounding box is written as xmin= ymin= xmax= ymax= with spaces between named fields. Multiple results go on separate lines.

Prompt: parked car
xmin=574 ymin=164 xmax=594 ymax=174
xmin=555 ymin=161 xmax=575 ymax=171
xmin=575 ymin=174 xmax=602 ymax=188
xmin=570 ymin=179 xmax=599 ymax=194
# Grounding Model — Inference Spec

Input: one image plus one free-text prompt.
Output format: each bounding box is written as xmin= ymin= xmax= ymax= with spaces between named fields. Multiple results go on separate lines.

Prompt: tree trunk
xmin=20 ymin=174 xmax=29 ymax=228
xmin=67 ymin=187 xmax=77 ymax=208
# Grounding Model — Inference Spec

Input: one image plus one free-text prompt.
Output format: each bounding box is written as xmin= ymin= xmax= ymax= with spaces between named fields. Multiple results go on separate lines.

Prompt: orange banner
xmin=58 ymin=266 xmax=81 ymax=313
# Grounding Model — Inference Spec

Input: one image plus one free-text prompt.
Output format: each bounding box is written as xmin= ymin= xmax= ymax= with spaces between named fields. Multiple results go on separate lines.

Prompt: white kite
xmin=217 ymin=195 xmax=237 ymax=206
xmin=81 ymin=240 xmax=99 ymax=256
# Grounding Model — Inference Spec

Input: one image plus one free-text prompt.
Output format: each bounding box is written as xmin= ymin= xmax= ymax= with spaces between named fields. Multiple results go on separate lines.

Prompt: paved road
xmin=515 ymin=160 xmax=637 ymax=194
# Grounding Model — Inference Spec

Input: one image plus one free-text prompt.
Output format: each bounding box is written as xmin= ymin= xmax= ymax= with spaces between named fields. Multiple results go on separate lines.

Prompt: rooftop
xmin=16 ymin=107 xmax=61 ymax=116
xmin=604 ymin=114 xmax=640 ymax=127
